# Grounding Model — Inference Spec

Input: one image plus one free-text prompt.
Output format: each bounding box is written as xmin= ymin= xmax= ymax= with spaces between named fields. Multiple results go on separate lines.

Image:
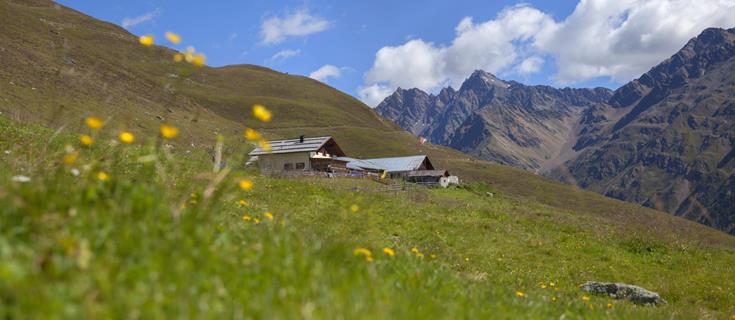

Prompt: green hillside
xmin=0 ymin=0 xmax=731 ymax=248
xmin=2 ymin=115 xmax=735 ymax=319
xmin=2 ymin=0 xmax=735 ymax=318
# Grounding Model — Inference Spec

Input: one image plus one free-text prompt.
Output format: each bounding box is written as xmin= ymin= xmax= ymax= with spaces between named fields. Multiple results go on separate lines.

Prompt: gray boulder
xmin=581 ymin=281 xmax=666 ymax=305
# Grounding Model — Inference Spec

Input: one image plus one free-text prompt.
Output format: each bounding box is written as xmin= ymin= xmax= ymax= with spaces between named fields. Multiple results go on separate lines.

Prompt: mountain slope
xmin=377 ymin=27 xmax=735 ymax=235
xmin=552 ymin=27 xmax=735 ymax=234
xmin=1 ymin=0 xmax=734 ymax=246
xmin=376 ymin=71 xmax=612 ymax=171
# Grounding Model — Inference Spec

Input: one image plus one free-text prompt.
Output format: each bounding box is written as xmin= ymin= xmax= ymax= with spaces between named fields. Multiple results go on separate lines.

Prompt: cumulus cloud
xmin=515 ymin=56 xmax=545 ymax=75
xmin=260 ymin=9 xmax=332 ymax=45
xmin=121 ymin=8 xmax=161 ymax=29
xmin=359 ymin=0 xmax=735 ymax=106
xmin=309 ymin=65 xmax=342 ymax=82
xmin=359 ymin=5 xmax=554 ymax=106
xmin=271 ymin=49 xmax=301 ymax=61
xmin=536 ymin=0 xmax=735 ymax=83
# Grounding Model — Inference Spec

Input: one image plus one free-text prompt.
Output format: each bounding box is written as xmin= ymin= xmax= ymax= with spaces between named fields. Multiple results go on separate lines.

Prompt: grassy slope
xmin=2 ymin=117 xmax=735 ymax=319
xmin=1 ymin=0 xmax=732 ymax=250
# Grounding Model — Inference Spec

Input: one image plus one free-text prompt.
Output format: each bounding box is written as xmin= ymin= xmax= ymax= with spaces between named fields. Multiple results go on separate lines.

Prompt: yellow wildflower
xmin=138 ymin=35 xmax=154 ymax=46
xmin=192 ymin=53 xmax=206 ymax=67
xmin=80 ymin=134 xmax=94 ymax=146
xmin=239 ymin=179 xmax=254 ymax=190
xmin=62 ymin=151 xmax=79 ymax=166
xmin=264 ymin=212 xmax=274 ymax=220
xmin=85 ymin=116 xmax=104 ymax=130
xmin=254 ymin=218 xmax=261 ymax=225
xmin=173 ymin=53 xmax=184 ymax=62
xmin=238 ymin=199 xmax=248 ymax=206
xmin=410 ymin=247 xmax=419 ymax=254
xmin=118 ymin=131 xmax=135 ymax=144
xmin=242 ymin=214 xmax=252 ymax=222
xmin=353 ymin=248 xmax=373 ymax=262
xmin=244 ymin=128 xmax=261 ymax=141
xmin=430 ymin=254 xmax=437 ymax=259
xmin=382 ymin=247 xmax=395 ymax=257
xmin=416 ymin=252 xmax=424 ymax=258
xmin=551 ymin=296 xmax=557 ymax=302
xmin=159 ymin=124 xmax=179 ymax=139
xmin=350 ymin=204 xmax=359 ymax=213
xmin=539 ymin=282 xmax=547 ymax=289
xmin=582 ymin=296 xmax=590 ymax=302
xmin=165 ymin=31 xmax=181 ymax=44
xmin=252 ymin=104 xmax=272 ymax=122
xmin=515 ymin=291 xmax=525 ymax=298
xmin=549 ymin=282 xmax=555 ymax=288
xmin=258 ymin=140 xmax=272 ymax=152
xmin=607 ymin=303 xmax=613 ymax=309
xmin=97 ymin=171 xmax=109 ymax=181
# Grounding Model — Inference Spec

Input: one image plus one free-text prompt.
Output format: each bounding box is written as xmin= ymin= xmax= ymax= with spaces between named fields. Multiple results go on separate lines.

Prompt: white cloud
xmin=359 ymin=5 xmax=554 ymax=106
xmin=359 ymin=0 xmax=735 ymax=106
xmin=515 ymin=56 xmax=545 ymax=75
xmin=271 ymin=49 xmax=301 ymax=61
xmin=535 ymin=0 xmax=735 ymax=83
xmin=121 ymin=8 xmax=161 ymax=29
xmin=309 ymin=65 xmax=342 ymax=83
xmin=260 ymin=9 xmax=332 ymax=45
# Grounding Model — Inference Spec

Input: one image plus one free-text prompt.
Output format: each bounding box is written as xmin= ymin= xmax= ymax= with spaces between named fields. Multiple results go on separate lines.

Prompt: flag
xmin=419 ymin=137 xmax=427 ymax=145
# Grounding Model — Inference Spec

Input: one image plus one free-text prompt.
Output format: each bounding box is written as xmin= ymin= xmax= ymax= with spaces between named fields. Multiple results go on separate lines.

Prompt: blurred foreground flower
xmin=252 ymin=104 xmax=271 ymax=122
xmin=173 ymin=53 xmax=184 ymax=62
xmin=258 ymin=140 xmax=272 ymax=152
xmin=165 ymin=31 xmax=181 ymax=44
xmin=264 ymin=212 xmax=274 ymax=220
xmin=118 ymin=131 xmax=135 ymax=144
xmin=244 ymin=128 xmax=261 ymax=141
xmin=80 ymin=134 xmax=94 ymax=146
xmin=239 ymin=179 xmax=254 ymax=190
xmin=353 ymin=248 xmax=373 ymax=262
xmin=85 ymin=117 xmax=104 ymax=130
xmin=97 ymin=171 xmax=109 ymax=181
xmin=192 ymin=54 xmax=206 ymax=67
xmin=138 ymin=35 xmax=154 ymax=46
xmin=63 ymin=151 xmax=79 ymax=166
xmin=382 ymin=247 xmax=395 ymax=257
xmin=160 ymin=124 xmax=179 ymax=139
xmin=515 ymin=291 xmax=525 ymax=298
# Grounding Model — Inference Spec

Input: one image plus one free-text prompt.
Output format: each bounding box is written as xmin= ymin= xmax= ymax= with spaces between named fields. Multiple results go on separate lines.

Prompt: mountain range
xmin=377 ymin=27 xmax=735 ymax=234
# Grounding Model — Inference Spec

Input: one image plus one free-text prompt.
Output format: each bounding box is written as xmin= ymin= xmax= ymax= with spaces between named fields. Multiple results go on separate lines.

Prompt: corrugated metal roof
xmin=338 ymin=155 xmax=429 ymax=172
xmin=367 ymin=155 xmax=428 ymax=172
xmin=335 ymin=157 xmax=386 ymax=171
xmin=249 ymin=136 xmax=333 ymax=156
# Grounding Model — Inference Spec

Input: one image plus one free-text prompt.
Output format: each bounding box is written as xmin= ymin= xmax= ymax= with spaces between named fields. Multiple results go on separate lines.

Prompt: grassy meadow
xmin=1 ymin=116 xmax=734 ymax=319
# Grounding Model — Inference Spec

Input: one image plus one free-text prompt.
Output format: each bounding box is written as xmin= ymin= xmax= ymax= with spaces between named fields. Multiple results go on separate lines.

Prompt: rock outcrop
xmin=581 ymin=281 xmax=666 ymax=306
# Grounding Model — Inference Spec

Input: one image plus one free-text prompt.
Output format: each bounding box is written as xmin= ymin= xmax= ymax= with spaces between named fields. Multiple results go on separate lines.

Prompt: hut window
xmin=296 ymin=162 xmax=305 ymax=169
xmin=284 ymin=163 xmax=294 ymax=170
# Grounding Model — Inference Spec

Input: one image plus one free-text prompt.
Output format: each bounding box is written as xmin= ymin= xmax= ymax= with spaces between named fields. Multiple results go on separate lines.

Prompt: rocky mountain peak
xmin=460 ymin=70 xmax=509 ymax=92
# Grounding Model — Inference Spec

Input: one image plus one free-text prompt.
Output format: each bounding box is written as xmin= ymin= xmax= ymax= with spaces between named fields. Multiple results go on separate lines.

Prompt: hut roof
xmin=248 ymin=136 xmax=345 ymax=156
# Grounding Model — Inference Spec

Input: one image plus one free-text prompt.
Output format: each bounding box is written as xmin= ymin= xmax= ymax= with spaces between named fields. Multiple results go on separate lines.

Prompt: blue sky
xmin=57 ymin=0 xmax=735 ymax=106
